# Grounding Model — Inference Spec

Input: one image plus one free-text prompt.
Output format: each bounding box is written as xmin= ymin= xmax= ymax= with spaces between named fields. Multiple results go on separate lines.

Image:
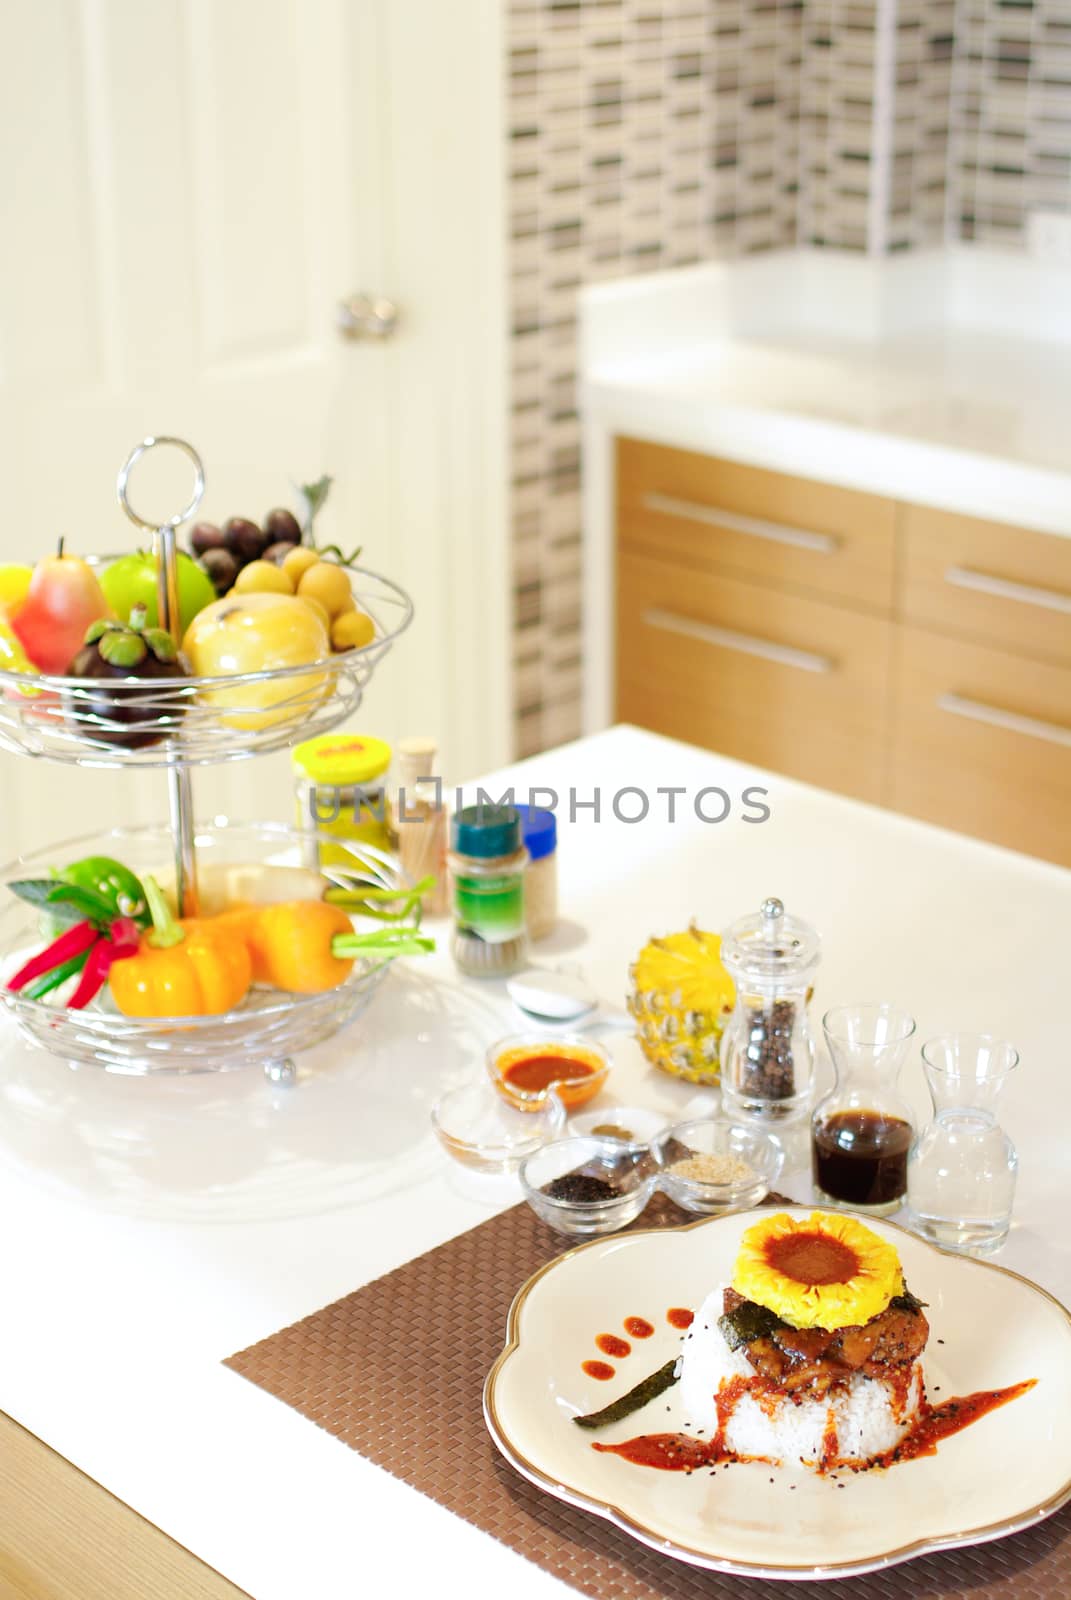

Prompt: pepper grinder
xmin=719 ymin=896 xmax=821 ymax=1124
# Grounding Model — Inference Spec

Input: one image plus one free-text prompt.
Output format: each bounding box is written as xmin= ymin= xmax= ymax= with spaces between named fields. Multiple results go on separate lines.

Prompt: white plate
xmin=484 ymin=1206 xmax=1071 ymax=1580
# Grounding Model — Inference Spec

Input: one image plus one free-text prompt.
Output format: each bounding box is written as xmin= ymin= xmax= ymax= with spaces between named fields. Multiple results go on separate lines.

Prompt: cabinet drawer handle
xmin=937 ymin=693 xmax=1071 ymax=750
xmin=643 ymin=492 xmax=838 ymax=555
xmin=945 ymin=565 xmax=1071 ymax=616
xmin=642 ymin=606 xmax=835 ymax=675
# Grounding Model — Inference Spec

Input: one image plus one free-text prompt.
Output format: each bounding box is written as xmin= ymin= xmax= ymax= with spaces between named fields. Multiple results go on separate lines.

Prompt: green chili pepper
xmin=10 ymin=856 xmax=149 ymax=941
xmin=56 ymin=857 xmax=148 ymax=923
xmin=22 ymin=951 xmax=92 ymax=1002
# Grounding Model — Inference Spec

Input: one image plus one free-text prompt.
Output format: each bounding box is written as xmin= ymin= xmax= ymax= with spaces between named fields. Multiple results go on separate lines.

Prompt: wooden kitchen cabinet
xmin=889 ymin=625 xmax=1071 ymax=866
xmin=618 ymin=437 xmax=897 ymax=611
xmin=617 ymin=549 xmax=893 ymax=802
xmin=901 ymin=504 xmax=1071 ymax=669
xmin=614 ymin=435 xmax=1071 ymax=866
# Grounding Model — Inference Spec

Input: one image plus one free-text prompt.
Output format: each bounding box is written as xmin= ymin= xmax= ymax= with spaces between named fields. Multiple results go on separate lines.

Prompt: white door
xmin=0 ymin=0 xmax=509 ymax=857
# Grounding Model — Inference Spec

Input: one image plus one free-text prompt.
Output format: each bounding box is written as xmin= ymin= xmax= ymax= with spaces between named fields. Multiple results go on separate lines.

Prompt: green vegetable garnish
xmin=573 ymin=1359 xmax=679 ymax=1431
xmin=716 ymin=1301 xmax=784 ymax=1351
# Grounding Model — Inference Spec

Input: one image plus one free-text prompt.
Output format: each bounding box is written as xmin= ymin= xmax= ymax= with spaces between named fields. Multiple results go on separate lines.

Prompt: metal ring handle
xmin=116 ymin=435 xmax=205 ymax=532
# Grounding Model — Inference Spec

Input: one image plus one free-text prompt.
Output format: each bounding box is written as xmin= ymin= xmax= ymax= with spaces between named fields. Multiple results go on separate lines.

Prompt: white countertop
xmin=578 ymin=247 xmax=1071 ymax=732
xmin=0 ymin=726 xmax=1066 ymax=1599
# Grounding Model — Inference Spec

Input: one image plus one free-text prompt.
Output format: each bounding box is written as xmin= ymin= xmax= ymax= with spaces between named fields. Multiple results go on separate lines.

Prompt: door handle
xmin=337 ymin=294 xmax=399 ymax=341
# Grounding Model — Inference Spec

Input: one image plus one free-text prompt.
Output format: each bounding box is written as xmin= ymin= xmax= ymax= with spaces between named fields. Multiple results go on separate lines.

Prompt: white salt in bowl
xmin=652 ymin=1117 xmax=782 ymax=1213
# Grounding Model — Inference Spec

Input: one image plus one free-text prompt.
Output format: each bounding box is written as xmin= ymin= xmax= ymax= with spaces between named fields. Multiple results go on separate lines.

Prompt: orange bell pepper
xmin=242 ymin=899 xmax=435 ymax=993
xmin=109 ymin=876 xmax=251 ymax=1018
xmin=246 ymin=901 xmax=360 ymax=993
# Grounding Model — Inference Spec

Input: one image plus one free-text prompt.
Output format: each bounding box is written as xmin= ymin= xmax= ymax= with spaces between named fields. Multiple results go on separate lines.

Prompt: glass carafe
xmin=811 ymin=1003 xmax=916 ymax=1214
xmin=720 ymin=897 xmax=820 ymax=1124
xmin=906 ymin=1034 xmax=1019 ymax=1256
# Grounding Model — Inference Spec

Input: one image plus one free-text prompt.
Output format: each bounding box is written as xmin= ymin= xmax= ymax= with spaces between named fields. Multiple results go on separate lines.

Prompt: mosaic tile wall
xmin=508 ymin=0 xmax=804 ymax=757
xmin=799 ymin=0 xmax=878 ymax=251
xmin=507 ymin=0 xmax=1071 ymax=755
xmin=950 ymin=0 xmax=1071 ymax=244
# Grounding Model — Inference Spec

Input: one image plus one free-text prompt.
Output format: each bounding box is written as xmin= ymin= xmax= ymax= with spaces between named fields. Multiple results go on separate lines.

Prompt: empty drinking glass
xmin=906 ymin=1034 xmax=1019 ymax=1256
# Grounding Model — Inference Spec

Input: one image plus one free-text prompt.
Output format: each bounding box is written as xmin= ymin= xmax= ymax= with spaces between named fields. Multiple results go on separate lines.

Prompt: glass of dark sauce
xmin=812 ymin=1003 xmax=917 ymax=1214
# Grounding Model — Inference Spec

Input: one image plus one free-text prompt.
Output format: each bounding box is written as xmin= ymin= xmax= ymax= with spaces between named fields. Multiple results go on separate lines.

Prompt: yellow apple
xmin=182 ymin=592 xmax=331 ymax=730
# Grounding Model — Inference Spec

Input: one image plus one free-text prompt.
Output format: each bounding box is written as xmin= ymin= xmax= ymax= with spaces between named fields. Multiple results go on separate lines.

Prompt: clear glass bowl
xmin=652 ymin=1117 xmax=783 ymax=1213
xmin=486 ymin=1033 xmax=611 ymax=1112
xmin=431 ymin=1080 xmax=565 ymax=1175
xmin=519 ymin=1135 xmax=654 ymax=1236
xmin=568 ymin=1104 xmax=669 ymax=1144
xmin=0 ymin=563 xmax=412 ymax=768
xmin=0 ymin=819 xmax=418 ymax=1076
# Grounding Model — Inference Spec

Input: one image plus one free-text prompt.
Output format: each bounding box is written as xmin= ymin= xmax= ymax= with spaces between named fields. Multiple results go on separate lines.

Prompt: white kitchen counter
xmin=579 ymin=248 xmax=1071 ymax=732
xmin=0 ymin=725 xmax=1066 ymax=1599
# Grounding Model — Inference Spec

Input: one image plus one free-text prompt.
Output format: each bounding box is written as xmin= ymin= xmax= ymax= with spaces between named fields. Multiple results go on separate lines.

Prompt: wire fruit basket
xmin=0 ymin=436 xmax=416 ymax=1079
xmin=0 ymin=822 xmax=415 ymax=1077
xmin=0 ymin=565 xmax=411 ymax=767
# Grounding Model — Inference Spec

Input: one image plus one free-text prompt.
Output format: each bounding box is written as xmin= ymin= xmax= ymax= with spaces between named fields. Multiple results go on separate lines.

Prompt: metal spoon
xmin=506 ymin=969 xmax=631 ymax=1031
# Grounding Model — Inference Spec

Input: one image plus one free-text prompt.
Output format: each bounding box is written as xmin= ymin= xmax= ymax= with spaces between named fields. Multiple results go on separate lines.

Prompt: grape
xmin=222 ymin=517 xmax=267 ymax=564
xmin=264 ymin=508 xmax=303 ymax=545
xmin=263 ymin=540 xmax=299 ymax=565
xmin=190 ymin=521 xmax=225 ymax=557
xmin=200 ymin=548 xmax=240 ymax=596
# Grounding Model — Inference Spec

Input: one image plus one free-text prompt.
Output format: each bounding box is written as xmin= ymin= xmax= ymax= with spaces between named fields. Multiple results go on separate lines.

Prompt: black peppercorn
xmin=541 ymin=1173 xmax=619 ymax=1203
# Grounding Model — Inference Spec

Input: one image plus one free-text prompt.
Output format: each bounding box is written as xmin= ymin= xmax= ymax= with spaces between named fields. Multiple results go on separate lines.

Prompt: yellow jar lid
xmin=292 ymin=733 xmax=392 ymax=785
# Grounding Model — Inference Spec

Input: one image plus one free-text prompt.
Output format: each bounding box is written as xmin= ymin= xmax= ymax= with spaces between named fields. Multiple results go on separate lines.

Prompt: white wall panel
xmin=186 ymin=0 xmax=311 ymax=363
xmin=0 ymin=0 xmax=101 ymax=385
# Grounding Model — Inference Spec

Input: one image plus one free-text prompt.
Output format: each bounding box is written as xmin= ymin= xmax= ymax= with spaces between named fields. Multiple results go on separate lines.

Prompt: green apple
xmin=100 ymin=552 xmax=215 ymax=635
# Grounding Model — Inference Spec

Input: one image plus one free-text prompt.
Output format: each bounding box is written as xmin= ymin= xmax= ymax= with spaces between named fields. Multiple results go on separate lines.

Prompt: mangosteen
xmin=67 ymin=606 xmax=191 ymax=749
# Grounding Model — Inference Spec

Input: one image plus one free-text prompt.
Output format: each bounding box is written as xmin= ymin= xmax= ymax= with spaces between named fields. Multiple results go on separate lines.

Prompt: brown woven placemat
xmin=225 ymin=1195 xmax=1071 ymax=1599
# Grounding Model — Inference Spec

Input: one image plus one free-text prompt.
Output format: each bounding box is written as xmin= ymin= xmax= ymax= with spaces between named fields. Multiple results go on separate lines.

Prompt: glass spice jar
xmin=389 ymin=736 xmax=450 ymax=917
xmin=719 ymin=896 xmax=821 ymax=1124
xmin=513 ymin=803 xmax=558 ymax=941
xmin=448 ymin=804 xmax=529 ymax=978
xmin=292 ymin=733 xmax=392 ymax=869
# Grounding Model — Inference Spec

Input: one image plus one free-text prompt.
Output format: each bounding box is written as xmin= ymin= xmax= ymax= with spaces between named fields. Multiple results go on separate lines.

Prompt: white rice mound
xmin=678 ymin=1287 xmax=924 ymax=1470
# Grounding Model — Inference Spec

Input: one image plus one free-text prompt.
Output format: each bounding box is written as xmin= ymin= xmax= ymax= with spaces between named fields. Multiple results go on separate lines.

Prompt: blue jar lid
xmin=514 ymin=803 xmax=557 ymax=862
xmin=451 ymin=804 xmax=522 ymax=860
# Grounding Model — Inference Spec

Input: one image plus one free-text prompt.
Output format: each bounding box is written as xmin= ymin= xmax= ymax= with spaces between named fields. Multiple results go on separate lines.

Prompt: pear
xmin=12 ymin=541 xmax=111 ymax=674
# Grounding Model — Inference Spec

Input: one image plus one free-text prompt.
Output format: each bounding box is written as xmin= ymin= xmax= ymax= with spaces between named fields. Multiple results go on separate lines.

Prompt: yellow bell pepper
xmin=109 ymin=877 xmax=251 ymax=1018
xmin=0 ymin=613 xmax=40 ymax=696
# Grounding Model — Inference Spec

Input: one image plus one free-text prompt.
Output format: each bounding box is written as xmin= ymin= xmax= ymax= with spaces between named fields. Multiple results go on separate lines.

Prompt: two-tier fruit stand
xmin=0 ymin=437 xmax=414 ymax=1081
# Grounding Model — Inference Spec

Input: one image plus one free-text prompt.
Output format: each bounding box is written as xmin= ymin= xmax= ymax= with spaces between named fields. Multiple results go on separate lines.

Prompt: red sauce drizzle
xmin=591 ymin=1379 xmax=1036 ymax=1473
xmin=872 ymin=1379 xmax=1037 ymax=1467
xmin=624 ymin=1316 xmax=655 ymax=1339
xmin=594 ymin=1432 xmax=712 ymax=1471
xmin=596 ymin=1334 xmax=631 ymax=1359
xmin=582 ymin=1360 xmax=615 ymax=1381
xmin=667 ymin=1307 xmax=693 ymax=1329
